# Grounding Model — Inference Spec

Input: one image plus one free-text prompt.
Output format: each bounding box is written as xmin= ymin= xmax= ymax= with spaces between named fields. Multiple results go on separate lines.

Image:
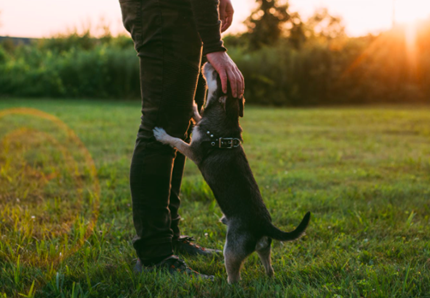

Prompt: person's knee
xmin=132 ymin=136 xmax=176 ymax=164
xmin=159 ymin=107 xmax=194 ymax=140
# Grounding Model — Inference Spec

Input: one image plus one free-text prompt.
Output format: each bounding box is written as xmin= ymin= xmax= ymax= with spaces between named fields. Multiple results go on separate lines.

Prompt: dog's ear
xmin=219 ymin=95 xmax=227 ymax=112
xmin=238 ymin=96 xmax=245 ymax=118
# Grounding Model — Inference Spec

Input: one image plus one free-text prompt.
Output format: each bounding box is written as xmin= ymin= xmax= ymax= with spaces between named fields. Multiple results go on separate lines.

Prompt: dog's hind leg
xmin=224 ymin=229 xmax=255 ymax=284
xmin=224 ymin=242 xmax=247 ymax=284
xmin=256 ymin=237 xmax=274 ymax=277
xmin=153 ymin=127 xmax=197 ymax=162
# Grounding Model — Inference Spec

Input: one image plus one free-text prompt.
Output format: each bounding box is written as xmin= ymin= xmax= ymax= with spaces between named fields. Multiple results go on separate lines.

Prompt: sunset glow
xmin=0 ymin=0 xmax=430 ymax=38
xmin=405 ymin=22 xmax=418 ymax=75
xmin=395 ymin=0 xmax=430 ymax=24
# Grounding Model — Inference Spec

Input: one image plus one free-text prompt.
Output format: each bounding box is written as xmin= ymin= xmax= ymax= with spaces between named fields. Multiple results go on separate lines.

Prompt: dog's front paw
xmin=153 ymin=127 xmax=170 ymax=144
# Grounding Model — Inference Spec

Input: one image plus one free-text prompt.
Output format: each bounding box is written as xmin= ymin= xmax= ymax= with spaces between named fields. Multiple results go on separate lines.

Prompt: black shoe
xmin=173 ymin=236 xmax=222 ymax=257
xmin=134 ymin=255 xmax=214 ymax=280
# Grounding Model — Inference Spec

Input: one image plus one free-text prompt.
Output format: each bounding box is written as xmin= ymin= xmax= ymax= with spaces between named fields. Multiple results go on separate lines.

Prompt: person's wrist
xmin=206 ymin=51 xmax=225 ymax=57
xmin=204 ymin=45 xmax=227 ymax=56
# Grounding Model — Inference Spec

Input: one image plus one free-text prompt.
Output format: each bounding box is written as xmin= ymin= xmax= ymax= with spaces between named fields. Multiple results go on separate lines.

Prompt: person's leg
xmin=119 ymin=0 xmax=202 ymax=264
xmin=167 ymin=65 xmax=221 ymax=256
xmin=169 ymin=69 xmax=207 ymax=240
xmin=169 ymin=150 xmax=186 ymax=241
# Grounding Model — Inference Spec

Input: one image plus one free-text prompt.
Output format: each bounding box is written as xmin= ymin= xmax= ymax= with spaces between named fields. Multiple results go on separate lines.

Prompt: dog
xmin=153 ymin=62 xmax=311 ymax=283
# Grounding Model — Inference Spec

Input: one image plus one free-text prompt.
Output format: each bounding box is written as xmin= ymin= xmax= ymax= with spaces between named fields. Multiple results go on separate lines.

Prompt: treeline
xmin=229 ymin=26 xmax=430 ymax=105
xmin=0 ymin=34 xmax=140 ymax=99
xmin=1 ymin=7 xmax=430 ymax=105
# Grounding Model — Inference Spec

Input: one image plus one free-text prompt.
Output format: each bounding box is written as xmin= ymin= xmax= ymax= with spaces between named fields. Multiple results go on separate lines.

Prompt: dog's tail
xmin=265 ymin=212 xmax=311 ymax=242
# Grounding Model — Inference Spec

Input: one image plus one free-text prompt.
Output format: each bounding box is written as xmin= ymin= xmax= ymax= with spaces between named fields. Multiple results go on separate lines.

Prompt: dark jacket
xmin=190 ymin=0 xmax=227 ymax=55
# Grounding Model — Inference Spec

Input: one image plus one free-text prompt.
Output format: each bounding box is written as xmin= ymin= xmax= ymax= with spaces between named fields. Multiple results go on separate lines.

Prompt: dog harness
xmin=202 ymin=130 xmax=242 ymax=149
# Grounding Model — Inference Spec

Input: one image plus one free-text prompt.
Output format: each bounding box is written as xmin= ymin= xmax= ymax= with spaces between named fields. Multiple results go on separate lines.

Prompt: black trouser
xmin=119 ymin=0 xmax=206 ymax=261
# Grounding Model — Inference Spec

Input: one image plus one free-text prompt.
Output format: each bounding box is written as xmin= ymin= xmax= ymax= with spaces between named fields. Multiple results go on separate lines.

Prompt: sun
xmin=392 ymin=0 xmax=430 ymax=71
xmin=395 ymin=0 xmax=430 ymax=24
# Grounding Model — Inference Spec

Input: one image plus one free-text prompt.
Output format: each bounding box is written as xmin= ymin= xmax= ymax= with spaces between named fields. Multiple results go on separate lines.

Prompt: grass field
xmin=1 ymin=99 xmax=430 ymax=297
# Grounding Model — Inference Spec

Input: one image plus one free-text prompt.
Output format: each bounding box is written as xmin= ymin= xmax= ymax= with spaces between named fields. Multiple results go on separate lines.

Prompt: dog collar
xmin=203 ymin=130 xmax=242 ymax=149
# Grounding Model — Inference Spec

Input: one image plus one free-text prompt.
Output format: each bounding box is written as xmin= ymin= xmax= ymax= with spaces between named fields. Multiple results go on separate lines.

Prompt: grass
xmin=0 ymin=98 xmax=429 ymax=297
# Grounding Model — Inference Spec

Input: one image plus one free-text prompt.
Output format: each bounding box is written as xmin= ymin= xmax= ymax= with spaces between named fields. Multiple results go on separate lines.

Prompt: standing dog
xmin=153 ymin=62 xmax=311 ymax=283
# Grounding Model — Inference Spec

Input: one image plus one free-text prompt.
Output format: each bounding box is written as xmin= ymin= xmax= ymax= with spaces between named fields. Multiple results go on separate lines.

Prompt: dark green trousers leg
xmin=170 ymin=70 xmax=207 ymax=240
xmin=120 ymin=0 xmax=203 ymax=260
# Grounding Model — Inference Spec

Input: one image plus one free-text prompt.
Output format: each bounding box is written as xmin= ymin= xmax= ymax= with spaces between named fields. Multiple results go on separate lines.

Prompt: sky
xmin=1 ymin=0 xmax=430 ymax=38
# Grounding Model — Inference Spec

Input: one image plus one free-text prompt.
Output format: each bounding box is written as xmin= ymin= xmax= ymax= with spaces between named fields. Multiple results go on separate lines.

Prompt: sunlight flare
xmin=405 ymin=22 xmax=418 ymax=72
xmin=395 ymin=0 xmax=430 ymax=24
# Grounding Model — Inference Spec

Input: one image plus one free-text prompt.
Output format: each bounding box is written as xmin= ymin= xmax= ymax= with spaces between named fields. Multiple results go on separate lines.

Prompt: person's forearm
xmin=190 ymin=0 xmax=227 ymax=55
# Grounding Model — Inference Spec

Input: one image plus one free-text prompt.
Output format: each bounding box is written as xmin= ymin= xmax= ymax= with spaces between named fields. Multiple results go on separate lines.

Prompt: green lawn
xmin=1 ymin=99 xmax=430 ymax=297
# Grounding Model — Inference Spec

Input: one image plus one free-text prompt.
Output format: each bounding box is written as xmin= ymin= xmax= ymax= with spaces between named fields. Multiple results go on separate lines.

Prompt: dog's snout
xmin=203 ymin=62 xmax=214 ymax=73
xmin=203 ymin=62 xmax=218 ymax=81
xmin=203 ymin=62 xmax=221 ymax=106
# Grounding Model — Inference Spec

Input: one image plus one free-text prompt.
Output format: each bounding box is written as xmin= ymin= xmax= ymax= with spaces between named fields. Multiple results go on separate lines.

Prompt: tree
xmin=245 ymin=0 xmax=290 ymax=49
xmin=305 ymin=8 xmax=345 ymax=40
xmin=288 ymin=12 xmax=306 ymax=49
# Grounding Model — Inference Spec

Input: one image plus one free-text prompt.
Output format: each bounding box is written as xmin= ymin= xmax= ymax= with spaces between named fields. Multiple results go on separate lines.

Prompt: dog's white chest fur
xmin=191 ymin=126 xmax=202 ymax=142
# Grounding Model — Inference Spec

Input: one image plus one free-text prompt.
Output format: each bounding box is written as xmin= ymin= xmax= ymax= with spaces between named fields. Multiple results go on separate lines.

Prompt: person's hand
xmin=206 ymin=51 xmax=244 ymax=98
xmin=219 ymin=0 xmax=234 ymax=32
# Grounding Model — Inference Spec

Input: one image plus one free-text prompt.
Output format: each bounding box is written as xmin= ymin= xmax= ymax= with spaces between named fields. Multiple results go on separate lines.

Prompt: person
xmin=118 ymin=0 xmax=244 ymax=278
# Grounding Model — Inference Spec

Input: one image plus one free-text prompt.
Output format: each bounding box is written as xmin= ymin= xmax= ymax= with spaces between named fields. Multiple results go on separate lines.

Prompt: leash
xmin=201 ymin=129 xmax=242 ymax=149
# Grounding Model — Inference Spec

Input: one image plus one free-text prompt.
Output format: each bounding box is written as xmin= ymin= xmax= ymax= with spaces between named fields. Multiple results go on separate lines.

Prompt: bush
xmin=0 ymin=36 xmax=140 ymax=99
xmin=1 ymin=22 xmax=430 ymax=105
xmin=229 ymin=27 xmax=430 ymax=105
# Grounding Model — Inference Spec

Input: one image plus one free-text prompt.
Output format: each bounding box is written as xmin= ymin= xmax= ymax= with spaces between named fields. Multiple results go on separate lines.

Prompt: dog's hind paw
xmin=219 ymin=215 xmax=228 ymax=225
xmin=153 ymin=127 xmax=170 ymax=144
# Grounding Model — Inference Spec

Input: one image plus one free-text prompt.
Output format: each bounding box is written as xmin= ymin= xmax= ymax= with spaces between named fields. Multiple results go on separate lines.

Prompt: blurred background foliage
xmin=1 ymin=0 xmax=429 ymax=106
